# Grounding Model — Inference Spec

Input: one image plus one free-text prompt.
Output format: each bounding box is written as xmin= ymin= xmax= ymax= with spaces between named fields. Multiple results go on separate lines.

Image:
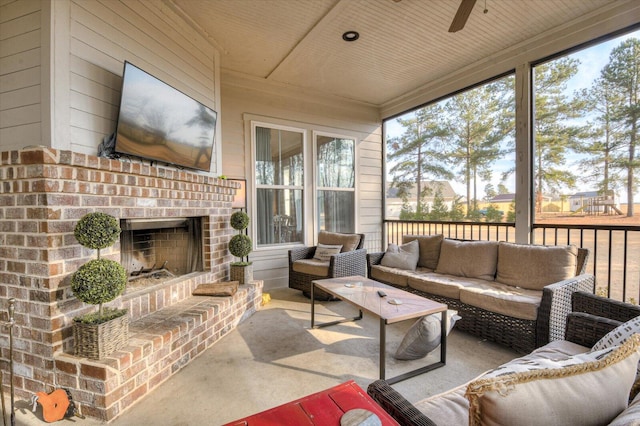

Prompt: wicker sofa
xmin=288 ymin=231 xmax=366 ymax=300
xmin=367 ymin=235 xmax=595 ymax=353
xmin=367 ymin=291 xmax=640 ymax=426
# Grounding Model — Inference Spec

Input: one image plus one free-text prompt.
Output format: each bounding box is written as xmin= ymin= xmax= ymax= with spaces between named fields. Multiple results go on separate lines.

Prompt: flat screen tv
xmin=115 ymin=61 xmax=217 ymax=172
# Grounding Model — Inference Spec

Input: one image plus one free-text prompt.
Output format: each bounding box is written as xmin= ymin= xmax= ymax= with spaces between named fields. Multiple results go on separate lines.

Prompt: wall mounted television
xmin=115 ymin=61 xmax=217 ymax=172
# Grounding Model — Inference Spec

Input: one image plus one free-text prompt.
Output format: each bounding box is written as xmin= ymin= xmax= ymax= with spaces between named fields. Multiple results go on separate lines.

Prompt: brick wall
xmin=0 ymin=147 xmax=252 ymax=418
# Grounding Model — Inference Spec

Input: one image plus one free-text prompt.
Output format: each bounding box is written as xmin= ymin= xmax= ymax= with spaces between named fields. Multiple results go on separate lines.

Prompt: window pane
xmin=255 ymin=127 xmax=303 ymax=186
xmin=317 ymin=191 xmax=354 ymax=233
xmin=532 ymin=31 xmax=640 ymax=225
xmin=317 ymin=136 xmax=354 ymax=189
xmin=384 ymin=75 xmax=515 ymax=222
xmin=256 ymin=188 xmax=303 ymax=246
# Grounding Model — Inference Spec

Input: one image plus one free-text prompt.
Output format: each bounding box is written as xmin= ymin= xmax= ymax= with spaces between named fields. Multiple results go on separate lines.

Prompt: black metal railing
xmin=383 ymin=219 xmax=640 ymax=303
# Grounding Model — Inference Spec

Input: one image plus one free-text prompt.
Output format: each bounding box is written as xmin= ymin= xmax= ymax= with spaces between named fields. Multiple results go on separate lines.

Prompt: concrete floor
xmin=13 ymin=287 xmax=518 ymax=425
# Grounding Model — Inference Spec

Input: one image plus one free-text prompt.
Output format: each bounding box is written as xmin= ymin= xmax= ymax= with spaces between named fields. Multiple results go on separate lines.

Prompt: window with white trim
xmin=315 ymin=133 xmax=355 ymax=233
xmin=254 ymin=124 xmax=304 ymax=246
xmin=252 ymin=123 xmax=357 ymax=247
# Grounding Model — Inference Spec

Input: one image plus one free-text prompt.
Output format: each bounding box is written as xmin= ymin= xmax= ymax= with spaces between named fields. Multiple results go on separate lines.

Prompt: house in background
xmin=386 ymin=181 xmax=459 ymax=219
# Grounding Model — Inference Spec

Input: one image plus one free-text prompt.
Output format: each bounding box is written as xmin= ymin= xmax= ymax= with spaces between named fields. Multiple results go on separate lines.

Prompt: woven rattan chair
xmin=565 ymin=291 xmax=640 ymax=347
xmin=368 ymin=291 xmax=640 ymax=426
xmin=288 ymin=232 xmax=366 ymax=301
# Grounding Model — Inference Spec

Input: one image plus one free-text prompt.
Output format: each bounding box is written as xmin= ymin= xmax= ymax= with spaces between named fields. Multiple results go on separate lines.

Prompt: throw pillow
xmin=394 ymin=310 xmax=461 ymax=360
xmin=592 ymin=315 xmax=640 ymax=352
xmin=465 ymin=334 xmax=640 ymax=426
xmin=403 ymin=234 xmax=443 ymax=269
xmin=435 ymin=239 xmax=498 ymax=280
xmin=313 ymin=244 xmax=342 ymax=262
xmin=380 ymin=240 xmax=420 ymax=271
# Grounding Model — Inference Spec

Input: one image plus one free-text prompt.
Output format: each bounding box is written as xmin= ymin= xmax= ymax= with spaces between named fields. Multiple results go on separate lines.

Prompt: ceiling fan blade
xmin=449 ymin=0 xmax=477 ymax=33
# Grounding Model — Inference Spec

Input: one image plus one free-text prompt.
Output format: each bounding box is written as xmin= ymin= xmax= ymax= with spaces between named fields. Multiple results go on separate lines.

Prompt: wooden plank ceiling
xmin=172 ymin=0 xmax=617 ymax=107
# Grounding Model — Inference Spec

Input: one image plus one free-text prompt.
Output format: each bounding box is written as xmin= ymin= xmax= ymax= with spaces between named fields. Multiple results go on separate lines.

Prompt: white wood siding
xmin=1 ymin=0 xmax=220 ymax=174
xmin=0 ymin=0 xmax=42 ymax=151
xmin=221 ymin=75 xmax=383 ymax=290
xmin=65 ymin=0 xmax=220 ymax=173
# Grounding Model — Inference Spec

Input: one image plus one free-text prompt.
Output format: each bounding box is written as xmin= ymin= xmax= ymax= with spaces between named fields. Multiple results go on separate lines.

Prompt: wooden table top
xmin=312 ymin=276 xmax=447 ymax=324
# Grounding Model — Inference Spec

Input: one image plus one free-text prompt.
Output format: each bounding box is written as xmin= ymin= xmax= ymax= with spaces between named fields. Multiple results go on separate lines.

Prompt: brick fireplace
xmin=0 ymin=147 xmax=262 ymax=421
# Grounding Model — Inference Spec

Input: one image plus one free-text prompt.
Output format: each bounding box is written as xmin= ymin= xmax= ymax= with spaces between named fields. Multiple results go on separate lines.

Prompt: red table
xmin=222 ymin=380 xmax=399 ymax=425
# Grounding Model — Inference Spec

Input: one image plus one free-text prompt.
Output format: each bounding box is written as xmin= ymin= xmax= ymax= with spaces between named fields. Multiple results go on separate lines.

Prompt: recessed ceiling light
xmin=342 ymin=31 xmax=359 ymax=42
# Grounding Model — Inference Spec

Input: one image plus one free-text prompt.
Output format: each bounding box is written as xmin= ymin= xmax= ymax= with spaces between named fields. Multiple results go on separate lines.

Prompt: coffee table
xmin=222 ymin=380 xmax=399 ymax=425
xmin=311 ymin=276 xmax=448 ymax=385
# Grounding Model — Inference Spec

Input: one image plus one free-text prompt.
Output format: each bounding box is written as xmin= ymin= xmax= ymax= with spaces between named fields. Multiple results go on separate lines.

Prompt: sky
xmin=385 ymin=29 xmax=640 ymax=203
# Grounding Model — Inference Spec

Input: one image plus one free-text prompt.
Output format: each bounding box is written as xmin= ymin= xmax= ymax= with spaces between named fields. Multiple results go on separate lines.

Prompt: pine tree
xmin=533 ymin=57 xmax=587 ymax=212
xmin=428 ymin=185 xmax=449 ymax=221
xmin=444 ymin=81 xmax=511 ymax=216
xmin=387 ymin=105 xmax=453 ymax=218
xmin=601 ymin=38 xmax=640 ymax=217
xmin=576 ymin=77 xmax=625 ymax=213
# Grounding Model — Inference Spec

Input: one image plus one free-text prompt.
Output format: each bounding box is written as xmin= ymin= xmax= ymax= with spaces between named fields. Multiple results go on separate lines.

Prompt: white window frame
xmin=250 ymin=121 xmax=307 ymax=250
xmin=313 ymin=130 xmax=358 ymax=236
xmin=249 ymin=120 xmax=359 ymax=251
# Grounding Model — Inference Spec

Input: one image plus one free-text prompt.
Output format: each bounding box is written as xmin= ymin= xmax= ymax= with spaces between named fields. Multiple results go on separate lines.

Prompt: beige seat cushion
xmin=292 ymin=259 xmax=329 ymax=277
xmin=408 ymin=273 xmax=489 ymax=300
xmin=435 ymin=239 xmax=498 ymax=281
xmin=370 ymin=265 xmax=411 ymax=287
xmin=459 ymin=281 xmax=542 ymax=320
xmin=403 ymin=234 xmax=443 ymax=269
xmin=609 ymin=391 xmax=640 ymax=426
xmin=318 ymin=231 xmax=361 ymax=252
xmin=466 ymin=335 xmax=640 ymax=426
xmin=414 ymin=384 xmax=470 ymax=426
xmin=496 ymin=242 xmax=578 ymax=290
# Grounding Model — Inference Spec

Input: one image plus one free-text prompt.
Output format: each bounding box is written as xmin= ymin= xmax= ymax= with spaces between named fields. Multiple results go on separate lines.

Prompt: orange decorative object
xmin=36 ymin=389 xmax=70 ymax=423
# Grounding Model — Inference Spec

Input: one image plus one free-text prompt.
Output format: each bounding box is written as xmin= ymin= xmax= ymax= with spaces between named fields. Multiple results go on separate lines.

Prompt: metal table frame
xmin=310 ymin=279 xmax=446 ymax=385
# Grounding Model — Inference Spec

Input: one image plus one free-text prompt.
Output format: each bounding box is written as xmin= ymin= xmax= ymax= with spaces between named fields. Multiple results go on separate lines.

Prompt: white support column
xmin=43 ymin=0 xmax=71 ymax=150
xmin=515 ymin=63 xmax=533 ymax=244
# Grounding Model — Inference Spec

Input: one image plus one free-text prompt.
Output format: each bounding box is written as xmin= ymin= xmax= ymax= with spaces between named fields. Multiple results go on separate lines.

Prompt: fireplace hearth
xmin=0 ymin=147 xmax=262 ymax=422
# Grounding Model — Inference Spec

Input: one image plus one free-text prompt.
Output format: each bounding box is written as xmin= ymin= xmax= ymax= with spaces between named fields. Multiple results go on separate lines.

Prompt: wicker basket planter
xmin=73 ymin=314 xmax=129 ymax=360
xmin=230 ymin=264 xmax=253 ymax=284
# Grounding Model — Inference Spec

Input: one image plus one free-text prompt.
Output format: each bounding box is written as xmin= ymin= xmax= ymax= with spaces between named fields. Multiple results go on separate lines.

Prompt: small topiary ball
xmin=230 ymin=211 xmax=250 ymax=231
xmin=229 ymin=234 xmax=252 ymax=258
xmin=74 ymin=212 xmax=120 ymax=250
xmin=71 ymin=259 xmax=127 ymax=305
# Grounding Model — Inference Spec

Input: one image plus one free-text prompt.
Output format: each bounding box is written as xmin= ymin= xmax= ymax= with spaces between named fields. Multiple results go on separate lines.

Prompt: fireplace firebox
xmin=120 ymin=217 xmax=203 ymax=286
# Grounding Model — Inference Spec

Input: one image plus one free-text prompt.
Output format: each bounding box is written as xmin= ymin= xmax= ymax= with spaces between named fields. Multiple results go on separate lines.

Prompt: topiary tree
xmin=71 ymin=212 xmax=127 ymax=323
xmin=229 ymin=211 xmax=252 ymax=265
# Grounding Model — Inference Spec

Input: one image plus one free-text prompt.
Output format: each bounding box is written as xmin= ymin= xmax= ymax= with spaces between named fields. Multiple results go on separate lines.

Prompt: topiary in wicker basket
xmin=229 ymin=211 xmax=253 ymax=284
xmin=71 ymin=212 xmax=128 ymax=359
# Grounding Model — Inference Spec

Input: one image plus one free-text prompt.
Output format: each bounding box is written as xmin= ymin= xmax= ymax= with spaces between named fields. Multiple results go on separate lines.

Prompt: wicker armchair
xmin=565 ymin=291 xmax=640 ymax=347
xmin=288 ymin=232 xmax=366 ymax=301
xmin=367 ymin=291 xmax=640 ymax=426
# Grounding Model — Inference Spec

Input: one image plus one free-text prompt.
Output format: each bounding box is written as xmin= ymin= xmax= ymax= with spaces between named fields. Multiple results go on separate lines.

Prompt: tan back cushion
xmin=403 ymin=234 xmax=443 ymax=269
xmin=466 ymin=335 xmax=640 ymax=426
xmin=435 ymin=239 xmax=498 ymax=281
xmin=496 ymin=242 xmax=578 ymax=290
xmin=318 ymin=231 xmax=361 ymax=252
